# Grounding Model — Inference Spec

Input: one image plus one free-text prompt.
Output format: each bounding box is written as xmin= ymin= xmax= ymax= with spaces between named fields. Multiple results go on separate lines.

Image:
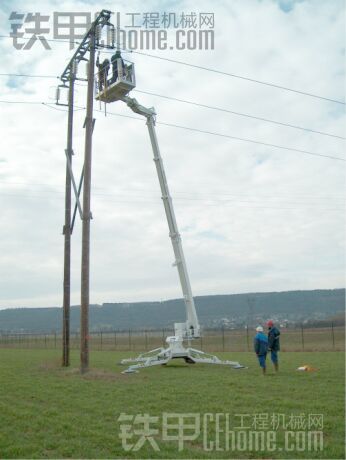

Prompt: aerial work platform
xmin=95 ymin=60 xmax=136 ymax=103
xmin=94 ymin=56 xmax=246 ymax=374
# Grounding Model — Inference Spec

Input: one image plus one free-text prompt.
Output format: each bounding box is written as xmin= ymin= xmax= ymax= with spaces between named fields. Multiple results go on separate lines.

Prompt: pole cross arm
xmin=60 ymin=9 xmax=112 ymax=83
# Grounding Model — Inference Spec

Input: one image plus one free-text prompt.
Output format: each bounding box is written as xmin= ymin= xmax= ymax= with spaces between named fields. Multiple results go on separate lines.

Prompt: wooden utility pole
xmin=62 ymin=67 xmax=75 ymax=367
xmin=80 ymin=30 xmax=96 ymax=373
xmin=58 ymin=10 xmax=115 ymax=372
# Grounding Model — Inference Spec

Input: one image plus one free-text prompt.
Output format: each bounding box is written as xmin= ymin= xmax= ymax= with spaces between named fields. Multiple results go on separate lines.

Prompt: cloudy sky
xmin=0 ymin=0 xmax=345 ymax=309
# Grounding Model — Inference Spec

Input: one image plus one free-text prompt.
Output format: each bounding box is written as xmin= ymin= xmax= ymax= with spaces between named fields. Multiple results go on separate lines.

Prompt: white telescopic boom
xmin=121 ymin=96 xmax=200 ymax=339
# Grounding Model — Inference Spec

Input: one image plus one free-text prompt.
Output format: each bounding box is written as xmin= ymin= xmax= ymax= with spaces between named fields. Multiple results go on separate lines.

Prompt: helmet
xmin=267 ymin=320 xmax=274 ymax=327
xmin=256 ymin=326 xmax=263 ymax=332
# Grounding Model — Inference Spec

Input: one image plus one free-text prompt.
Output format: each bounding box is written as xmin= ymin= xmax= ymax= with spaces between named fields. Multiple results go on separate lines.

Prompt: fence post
xmin=100 ymin=331 xmax=103 ymax=351
xmin=145 ymin=330 xmax=148 ymax=351
xmin=54 ymin=332 xmax=57 ymax=349
xmin=162 ymin=328 xmax=165 ymax=347
xmin=200 ymin=334 xmax=203 ymax=351
xmin=331 ymin=322 xmax=335 ymax=350
xmin=246 ymin=325 xmax=250 ymax=352
xmin=128 ymin=329 xmax=131 ymax=351
xmin=222 ymin=326 xmax=225 ymax=352
xmin=114 ymin=331 xmax=117 ymax=350
xmin=301 ymin=325 xmax=305 ymax=351
xmin=45 ymin=335 xmax=47 ymax=348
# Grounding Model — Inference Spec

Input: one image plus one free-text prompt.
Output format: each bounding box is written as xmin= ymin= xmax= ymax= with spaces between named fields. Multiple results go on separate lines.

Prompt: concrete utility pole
xmin=80 ymin=30 xmax=96 ymax=373
xmin=62 ymin=67 xmax=75 ymax=367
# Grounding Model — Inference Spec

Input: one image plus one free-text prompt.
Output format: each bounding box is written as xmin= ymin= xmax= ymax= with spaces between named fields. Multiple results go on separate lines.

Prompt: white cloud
xmin=0 ymin=0 xmax=345 ymax=308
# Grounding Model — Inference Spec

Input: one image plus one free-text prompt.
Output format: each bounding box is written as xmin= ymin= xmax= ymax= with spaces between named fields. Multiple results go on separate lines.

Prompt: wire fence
xmin=0 ymin=325 xmax=344 ymax=352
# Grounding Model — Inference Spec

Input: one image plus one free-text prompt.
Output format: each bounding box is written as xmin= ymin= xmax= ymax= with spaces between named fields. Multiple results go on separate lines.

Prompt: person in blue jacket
xmin=267 ymin=320 xmax=280 ymax=372
xmin=254 ymin=325 xmax=268 ymax=374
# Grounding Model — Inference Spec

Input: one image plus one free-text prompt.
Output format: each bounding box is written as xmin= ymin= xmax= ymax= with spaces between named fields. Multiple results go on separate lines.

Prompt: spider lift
xmin=95 ymin=56 xmax=245 ymax=373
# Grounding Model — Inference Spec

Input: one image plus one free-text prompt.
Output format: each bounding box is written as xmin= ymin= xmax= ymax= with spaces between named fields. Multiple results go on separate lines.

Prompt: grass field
xmin=0 ymin=349 xmax=344 ymax=459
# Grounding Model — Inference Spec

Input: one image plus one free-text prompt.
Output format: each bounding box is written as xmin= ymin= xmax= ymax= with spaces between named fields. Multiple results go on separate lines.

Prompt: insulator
xmin=55 ymin=87 xmax=60 ymax=102
xmin=95 ymin=24 xmax=102 ymax=42
xmin=106 ymin=24 xmax=115 ymax=47
xmin=72 ymin=60 xmax=78 ymax=76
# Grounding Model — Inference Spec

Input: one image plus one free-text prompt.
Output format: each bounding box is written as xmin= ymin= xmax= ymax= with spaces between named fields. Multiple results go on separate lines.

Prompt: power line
xmin=80 ymin=104 xmax=346 ymax=161
xmin=1 ymin=99 xmax=345 ymax=162
xmin=1 ymin=180 xmax=343 ymax=202
xmin=94 ymin=106 xmax=346 ymax=162
xmin=156 ymin=120 xmax=346 ymax=162
xmin=76 ymin=104 xmax=346 ymax=161
xmin=0 ymin=73 xmax=59 ymax=79
xmin=1 ymin=73 xmax=345 ymax=140
xmin=119 ymin=49 xmax=346 ymax=106
xmin=0 ymin=34 xmax=80 ymax=45
xmin=133 ymin=90 xmax=346 ymax=140
xmin=0 ymin=100 xmax=84 ymax=111
xmin=0 ymin=34 xmax=344 ymax=104
xmin=0 ymin=100 xmax=43 ymax=104
xmin=42 ymin=102 xmax=85 ymax=112
xmin=0 ymin=190 xmax=343 ymax=212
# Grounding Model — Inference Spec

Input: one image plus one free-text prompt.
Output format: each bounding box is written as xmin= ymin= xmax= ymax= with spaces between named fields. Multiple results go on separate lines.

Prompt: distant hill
xmin=0 ymin=289 xmax=344 ymax=333
xmin=305 ymin=312 xmax=345 ymax=328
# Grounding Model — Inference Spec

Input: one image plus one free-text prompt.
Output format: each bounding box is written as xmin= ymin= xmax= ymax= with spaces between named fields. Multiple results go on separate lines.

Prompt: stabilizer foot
xmin=120 ymin=344 xmax=246 ymax=373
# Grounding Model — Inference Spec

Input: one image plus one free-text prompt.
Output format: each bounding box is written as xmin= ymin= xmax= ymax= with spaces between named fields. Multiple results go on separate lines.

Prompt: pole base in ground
xmin=120 ymin=338 xmax=247 ymax=373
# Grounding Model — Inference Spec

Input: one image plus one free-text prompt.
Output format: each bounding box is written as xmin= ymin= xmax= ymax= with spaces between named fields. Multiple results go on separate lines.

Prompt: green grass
xmin=0 ymin=349 xmax=344 ymax=459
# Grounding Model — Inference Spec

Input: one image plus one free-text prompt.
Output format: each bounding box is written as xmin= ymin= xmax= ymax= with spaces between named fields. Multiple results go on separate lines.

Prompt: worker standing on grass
xmin=254 ymin=326 xmax=268 ymax=375
xmin=267 ymin=320 xmax=280 ymax=372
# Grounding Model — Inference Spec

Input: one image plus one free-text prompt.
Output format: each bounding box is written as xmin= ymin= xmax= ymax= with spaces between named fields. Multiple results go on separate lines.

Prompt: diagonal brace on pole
xmin=71 ymin=166 xmax=84 ymax=233
xmin=64 ymin=148 xmax=83 ymax=220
